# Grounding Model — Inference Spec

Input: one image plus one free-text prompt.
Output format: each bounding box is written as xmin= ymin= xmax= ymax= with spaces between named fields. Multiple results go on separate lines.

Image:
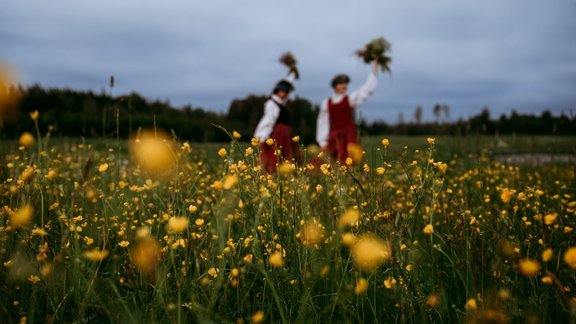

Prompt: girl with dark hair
xmin=254 ymin=70 xmax=300 ymax=173
xmin=316 ymin=60 xmax=380 ymax=163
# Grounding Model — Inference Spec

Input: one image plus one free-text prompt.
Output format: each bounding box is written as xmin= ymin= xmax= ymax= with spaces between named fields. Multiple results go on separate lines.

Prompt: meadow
xmin=1 ymin=117 xmax=576 ymax=323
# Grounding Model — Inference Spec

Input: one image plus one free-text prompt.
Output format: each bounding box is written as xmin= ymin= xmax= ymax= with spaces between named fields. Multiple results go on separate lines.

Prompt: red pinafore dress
xmin=326 ymin=95 xmax=358 ymax=162
xmin=260 ymin=98 xmax=301 ymax=173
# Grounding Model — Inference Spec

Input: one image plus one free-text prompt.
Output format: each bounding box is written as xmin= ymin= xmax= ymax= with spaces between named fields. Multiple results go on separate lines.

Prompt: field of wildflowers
xmin=1 ymin=114 xmax=575 ymax=323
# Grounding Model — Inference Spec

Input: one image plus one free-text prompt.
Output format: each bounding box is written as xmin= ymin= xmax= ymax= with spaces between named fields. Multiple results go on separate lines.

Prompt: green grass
xmin=1 ymin=133 xmax=575 ymax=323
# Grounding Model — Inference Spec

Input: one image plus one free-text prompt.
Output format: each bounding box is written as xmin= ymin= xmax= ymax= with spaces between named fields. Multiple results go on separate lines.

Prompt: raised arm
xmin=349 ymin=60 xmax=379 ymax=107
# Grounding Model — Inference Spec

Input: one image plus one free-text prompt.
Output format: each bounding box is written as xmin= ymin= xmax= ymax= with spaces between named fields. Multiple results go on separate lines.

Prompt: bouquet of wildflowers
xmin=356 ymin=37 xmax=392 ymax=73
xmin=279 ymin=51 xmax=299 ymax=79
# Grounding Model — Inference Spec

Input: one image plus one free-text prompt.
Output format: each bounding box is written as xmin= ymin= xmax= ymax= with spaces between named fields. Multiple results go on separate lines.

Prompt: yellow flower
xmin=544 ymin=213 xmax=558 ymax=225
xmin=83 ymin=248 xmax=110 ymax=261
xmin=299 ymin=221 xmax=324 ymax=246
xmin=517 ymin=259 xmax=541 ymax=277
xmin=251 ymin=137 xmax=260 ymax=146
xmin=541 ymin=276 xmax=553 ymax=284
xmin=381 ymin=138 xmax=390 ymax=147
xmin=500 ymin=189 xmax=513 ymax=203
xmin=98 ymin=163 xmax=109 ymax=173
xmin=376 ymin=167 xmax=385 ymax=175
xmin=20 ymin=167 xmax=35 ymax=183
xmin=245 ymin=147 xmax=254 ymax=156
xmin=223 ymin=175 xmax=238 ymax=190
xmin=188 ymin=205 xmax=198 ymax=213
xmin=423 ymin=224 xmax=434 ymax=235
xmin=340 ymin=232 xmax=356 ymax=247
xmin=181 ymin=142 xmax=191 ymax=152
xmin=292 ymin=135 xmax=300 ymax=142
xmin=319 ymin=265 xmax=330 ymax=278
xmin=18 ymin=132 xmax=35 ymax=148
xmin=10 ymin=204 xmax=33 ymax=228
xmin=465 ymin=298 xmax=477 ymax=311
xmin=345 ymin=157 xmax=353 ymax=166
xmin=426 ymin=137 xmax=435 ymax=145
xmin=277 ymin=162 xmax=294 ymax=175
xmin=383 ymin=277 xmax=397 ymax=289
xmin=542 ymin=248 xmax=553 ymax=262
xmin=31 ymin=227 xmax=48 ymax=237
xmin=266 ymin=138 xmax=274 ymax=145
xmin=251 ymin=311 xmax=265 ymax=324
xmin=167 ymin=217 xmax=189 ymax=233
xmin=563 ymin=247 xmax=576 ymax=269
xmin=232 ymin=131 xmax=241 ymax=139
xmin=195 ymin=218 xmax=205 ymax=226
xmin=338 ymin=208 xmax=360 ymax=228
xmin=118 ymin=241 xmax=130 ymax=247
xmin=217 ymin=147 xmax=227 ymax=157
xmin=351 ymin=234 xmax=391 ymax=271
xmin=29 ymin=110 xmax=39 ymax=120
xmin=28 ymin=275 xmax=41 ymax=284
xmin=208 ymin=267 xmax=219 ymax=278
xmin=354 ymin=278 xmax=369 ymax=295
xmin=212 ymin=180 xmax=223 ymax=190
xmin=346 ymin=143 xmax=363 ymax=164
xmin=269 ymin=252 xmax=284 ymax=268
xmin=426 ymin=293 xmax=441 ymax=308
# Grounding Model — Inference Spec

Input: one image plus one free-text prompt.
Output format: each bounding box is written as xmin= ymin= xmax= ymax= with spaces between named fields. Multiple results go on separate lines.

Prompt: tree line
xmin=1 ymin=85 xmax=574 ymax=143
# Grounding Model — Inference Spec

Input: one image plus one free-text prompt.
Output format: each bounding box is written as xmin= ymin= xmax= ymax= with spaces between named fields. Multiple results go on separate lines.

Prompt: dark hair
xmin=273 ymin=80 xmax=294 ymax=94
xmin=331 ymin=74 xmax=350 ymax=88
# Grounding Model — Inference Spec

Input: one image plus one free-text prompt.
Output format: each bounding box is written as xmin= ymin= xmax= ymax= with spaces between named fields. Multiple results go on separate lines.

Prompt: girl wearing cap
xmin=316 ymin=60 xmax=380 ymax=163
xmin=254 ymin=71 xmax=300 ymax=173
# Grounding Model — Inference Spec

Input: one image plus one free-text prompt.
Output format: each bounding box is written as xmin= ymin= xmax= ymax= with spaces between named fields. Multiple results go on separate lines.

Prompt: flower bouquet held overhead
xmin=356 ymin=37 xmax=392 ymax=74
xmin=279 ymin=51 xmax=299 ymax=79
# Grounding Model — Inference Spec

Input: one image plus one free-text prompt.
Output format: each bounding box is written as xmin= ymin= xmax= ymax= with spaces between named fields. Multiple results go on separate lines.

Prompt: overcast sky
xmin=1 ymin=0 xmax=575 ymax=123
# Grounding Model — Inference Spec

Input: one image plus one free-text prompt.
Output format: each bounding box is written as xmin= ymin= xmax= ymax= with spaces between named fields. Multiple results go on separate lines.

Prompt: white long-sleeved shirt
xmin=316 ymin=72 xmax=378 ymax=147
xmin=253 ymin=72 xmax=296 ymax=143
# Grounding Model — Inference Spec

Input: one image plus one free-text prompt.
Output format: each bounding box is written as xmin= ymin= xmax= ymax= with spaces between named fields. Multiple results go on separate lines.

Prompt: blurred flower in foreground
xmin=251 ymin=311 xmax=265 ymax=324
xmin=130 ymin=129 xmax=176 ymax=178
xmin=564 ymin=247 xmax=576 ymax=269
xmin=338 ymin=208 xmax=360 ymax=228
xmin=517 ymin=259 xmax=541 ymax=277
xmin=346 ymin=143 xmax=363 ymax=164
xmin=0 ymin=63 xmax=21 ymax=120
xmin=167 ymin=216 xmax=189 ymax=233
xmin=83 ymin=248 xmax=109 ymax=261
xmin=29 ymin=110 xmax=39 ymax=120
xmin=130 ymin=234 xmax=161 ymax=275
xmin=299 ymin=220 xmax=324 ymax=247
xmin=354 ymin=278 xmax=369 ymax=295
xmin=18 ymin=132 xmax=35 ymax=148
xmin=351 ymin=234 xmax=391 ymax=271
xmin=10 ymin=204 xmax=33 ymax=228
xmin=541 ymin=248 xmax=553 ymax=262
xmin=269 ymin=252 xmax=284 ymax=268
xmin=465 ymin=298 xmax=477 ymax=311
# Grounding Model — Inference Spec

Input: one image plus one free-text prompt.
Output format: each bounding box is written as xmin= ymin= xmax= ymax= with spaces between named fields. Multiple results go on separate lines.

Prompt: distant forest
xmin=1 ymin=84 xmax=575 ymax=143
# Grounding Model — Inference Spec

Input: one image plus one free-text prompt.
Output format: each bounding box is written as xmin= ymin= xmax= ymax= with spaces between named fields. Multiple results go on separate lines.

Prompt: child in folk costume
xmin=254 ymin=70 xmax=300 ymax=173
xmin=316 ymin=60 xmax=380 ymax=163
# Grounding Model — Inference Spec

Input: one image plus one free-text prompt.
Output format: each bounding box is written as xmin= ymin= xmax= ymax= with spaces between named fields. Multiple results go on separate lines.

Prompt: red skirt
xmin=327 ymin=124 xmax=358 ymax=163
xmin=260 ymin=123 xmax=301 ymax=173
